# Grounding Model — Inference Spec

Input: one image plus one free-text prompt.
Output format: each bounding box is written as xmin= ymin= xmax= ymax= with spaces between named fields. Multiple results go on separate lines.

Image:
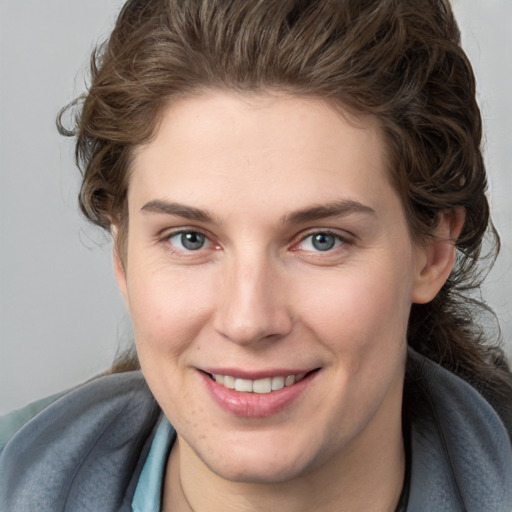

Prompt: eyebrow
xmin=141 ymin=199 xmax=375 ymax=224
xmin=281 ymin=200 xmax=376 ymax=224
xmin=141 ymin=198 xmax=375 ymax=226
xmin=141 ymin=200 xmax=217 ymax=223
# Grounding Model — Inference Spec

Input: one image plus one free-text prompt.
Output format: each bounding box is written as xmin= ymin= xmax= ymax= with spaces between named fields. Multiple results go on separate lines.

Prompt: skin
xmin=114 ymin=91 xmax=461 ymax=511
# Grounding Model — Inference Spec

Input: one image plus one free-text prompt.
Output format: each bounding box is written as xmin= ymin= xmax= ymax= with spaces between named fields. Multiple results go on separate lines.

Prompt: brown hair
xmin=59 ymin=0 xmax=511 ymax=426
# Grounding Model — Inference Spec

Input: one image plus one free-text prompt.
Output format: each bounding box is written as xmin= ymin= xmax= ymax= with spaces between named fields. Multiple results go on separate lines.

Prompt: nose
xmin=213 ymin=255 xmax=293 ymax=346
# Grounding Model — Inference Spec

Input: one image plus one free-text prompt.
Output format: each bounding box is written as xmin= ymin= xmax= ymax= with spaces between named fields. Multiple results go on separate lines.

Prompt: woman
xmin=1 ymin=1 xmax=511 ymax=510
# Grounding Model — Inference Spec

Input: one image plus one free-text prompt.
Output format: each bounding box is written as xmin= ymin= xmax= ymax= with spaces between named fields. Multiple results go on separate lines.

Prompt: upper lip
xmin=199 ymin=367 xmax=319 ymax=380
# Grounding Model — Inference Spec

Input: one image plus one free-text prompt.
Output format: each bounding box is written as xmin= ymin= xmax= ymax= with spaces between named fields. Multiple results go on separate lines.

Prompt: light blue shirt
xmin=132 ymin=416 xmax=175 ymax=512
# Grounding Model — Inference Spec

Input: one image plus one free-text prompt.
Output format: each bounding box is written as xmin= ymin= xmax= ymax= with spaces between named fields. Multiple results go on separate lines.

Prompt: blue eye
xmin=168 ymin=231 xmax=208 ymax=251
xmin=299 ymin=232 xmax=343 ymax=252
xmin=311 ymin=233 xmax=336 ymax=251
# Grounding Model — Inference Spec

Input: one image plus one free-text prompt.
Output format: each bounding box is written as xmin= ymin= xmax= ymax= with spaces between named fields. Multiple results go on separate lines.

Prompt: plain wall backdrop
xmin=1 ymin=0 xmax=511 ymax=415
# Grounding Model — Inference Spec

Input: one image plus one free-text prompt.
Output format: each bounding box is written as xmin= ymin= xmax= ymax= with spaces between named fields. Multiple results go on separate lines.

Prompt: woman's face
xmin=116 ymin=92 xmax=428 ymax=483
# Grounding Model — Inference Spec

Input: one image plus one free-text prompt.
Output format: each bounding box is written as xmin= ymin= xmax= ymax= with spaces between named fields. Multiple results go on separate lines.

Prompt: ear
xmin=411 ymin=207 xmax=465 ymax=304
xmin=111 ymin=226 xmax=130 ymax=312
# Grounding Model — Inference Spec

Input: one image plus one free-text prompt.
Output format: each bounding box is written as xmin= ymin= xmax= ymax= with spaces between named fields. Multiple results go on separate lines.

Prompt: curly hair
xmin=59 ymin=0 xmax=512 ymax=426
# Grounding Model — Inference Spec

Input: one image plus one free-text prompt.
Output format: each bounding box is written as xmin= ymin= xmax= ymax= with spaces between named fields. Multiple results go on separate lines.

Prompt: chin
xmin=192 ymin=432 xmax=326 ymax=485
xmin=209 ymin=456 xmax=311 ymax=485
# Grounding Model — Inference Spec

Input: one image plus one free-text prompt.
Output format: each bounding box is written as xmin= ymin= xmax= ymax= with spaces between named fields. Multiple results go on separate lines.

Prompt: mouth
xmin=201 ymin=368 xmax=320 ymax=417
xmin=208 ymin=371 xmax=311 ymax=393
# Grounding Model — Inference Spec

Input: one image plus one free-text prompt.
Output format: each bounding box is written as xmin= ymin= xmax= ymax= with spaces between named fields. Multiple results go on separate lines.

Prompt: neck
xmin=162 ymin=415 xmax=405 ymax=512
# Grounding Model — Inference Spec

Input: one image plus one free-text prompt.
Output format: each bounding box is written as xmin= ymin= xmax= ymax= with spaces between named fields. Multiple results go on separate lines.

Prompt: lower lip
xmin=200 ymin=371 xmax=317 ymax=418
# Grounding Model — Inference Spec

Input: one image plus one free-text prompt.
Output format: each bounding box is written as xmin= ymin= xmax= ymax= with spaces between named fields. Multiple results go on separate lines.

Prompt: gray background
xmin=1 ymin=0 xmax=511 ymax=415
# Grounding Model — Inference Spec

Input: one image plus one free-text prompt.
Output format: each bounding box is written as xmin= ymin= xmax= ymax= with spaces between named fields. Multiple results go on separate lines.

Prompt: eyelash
xmin=161 ymin=228 xmax=352 ymax=256
xmin=162 ymin=229 xmax=215 ymax=254
xmin=292 ymin=230 xmax=352 ymax=254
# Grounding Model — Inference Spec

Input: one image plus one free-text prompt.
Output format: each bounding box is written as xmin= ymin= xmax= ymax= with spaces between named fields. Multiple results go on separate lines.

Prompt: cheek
xmin=126 ymin=264 xmax=216 ymax=359
xmin=297 ymin=256 xmax=414 ymax=356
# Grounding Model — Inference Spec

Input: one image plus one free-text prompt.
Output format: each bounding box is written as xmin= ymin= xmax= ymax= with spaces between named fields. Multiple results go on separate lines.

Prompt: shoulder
xmin=405 ymin=348 xmax=512 ymax=511
xmin=0 ymin=371 xmax=161 ymax=512
xmin=0 ymin=392 xmax=65 ymax=450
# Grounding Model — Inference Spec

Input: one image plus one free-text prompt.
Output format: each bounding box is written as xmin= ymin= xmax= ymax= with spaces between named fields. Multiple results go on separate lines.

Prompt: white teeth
xmin=285 ymin=375 xmax=295 ymax=386
xmin=235 ymin=378 xmax=253 ymax=392
xmin=224 ymin=375 xmax=236 ymax=389
xmin=252 ymin=378 xmax=272 ymax=394
xmin=271 ymin=376 xmax=285 ymax=391
xmin=212 ymin=372 xmax=308 ymax=393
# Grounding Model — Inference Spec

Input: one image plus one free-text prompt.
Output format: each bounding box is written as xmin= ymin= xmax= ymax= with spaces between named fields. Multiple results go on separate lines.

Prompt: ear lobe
xmin=411 ymin=207 xmax=465 ymax=304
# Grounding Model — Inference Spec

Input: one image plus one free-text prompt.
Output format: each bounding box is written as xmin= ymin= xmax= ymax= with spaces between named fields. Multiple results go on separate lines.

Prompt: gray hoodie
xmin=1 ymin=349 xmax=511 ymax=511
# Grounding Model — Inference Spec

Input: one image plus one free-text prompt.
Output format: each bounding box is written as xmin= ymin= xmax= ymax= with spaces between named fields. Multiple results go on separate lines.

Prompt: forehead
xmin=129 ymin=91 xmax=396 ymax=219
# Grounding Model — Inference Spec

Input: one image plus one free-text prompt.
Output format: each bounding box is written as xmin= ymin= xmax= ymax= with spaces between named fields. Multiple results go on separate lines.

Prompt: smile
xmin=210 ymin=372 xmax=307 ymax=393
xmin=202 ymin=368 xmax=320 ymax=417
